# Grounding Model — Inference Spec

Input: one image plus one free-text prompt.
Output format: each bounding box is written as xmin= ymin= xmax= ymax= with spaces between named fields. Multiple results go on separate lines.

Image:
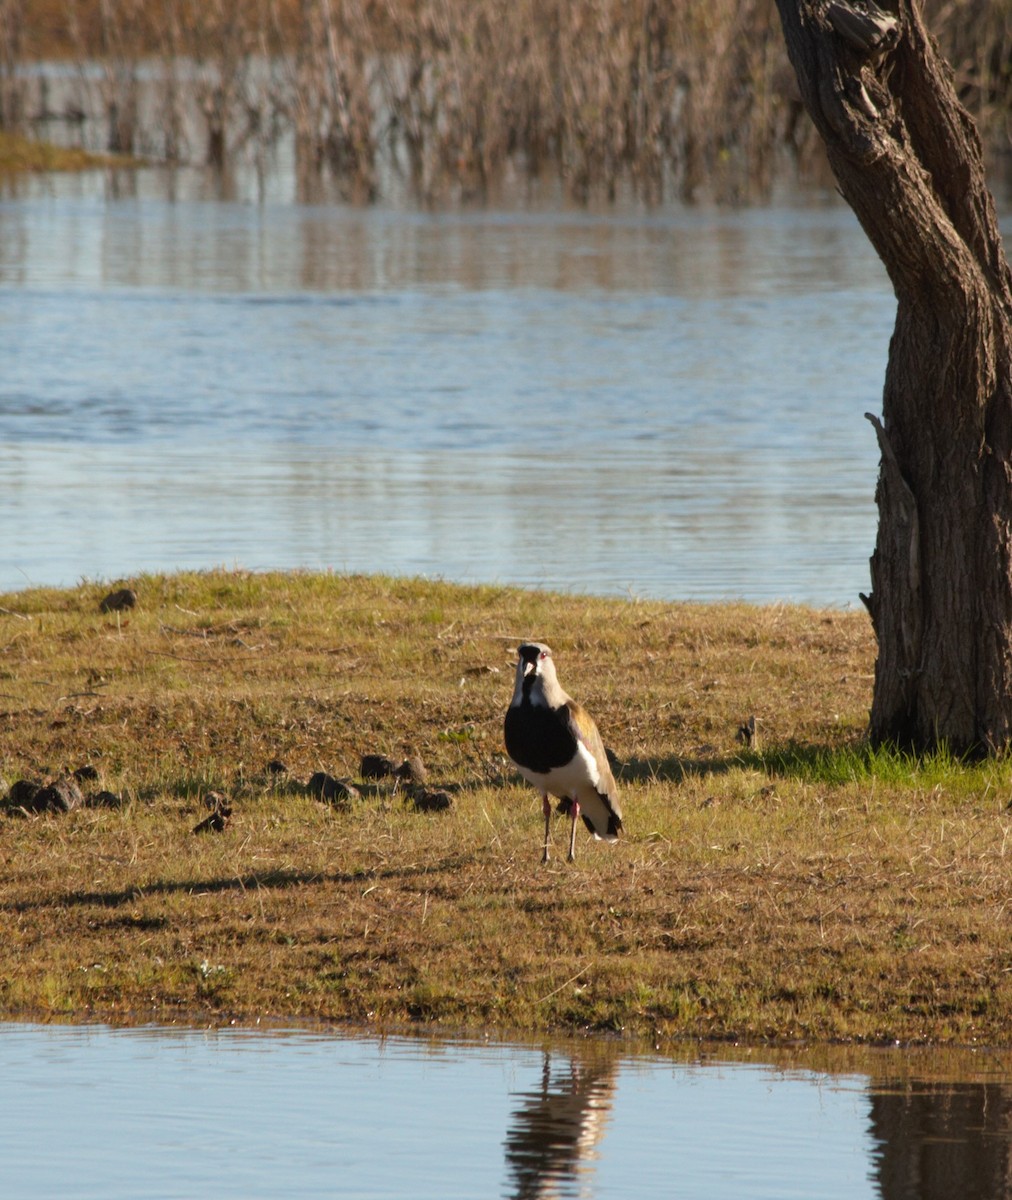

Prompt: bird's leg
xmin=567 ymin=799 xmax=580 ymax=862
xmin=542 ymin=794 xmax=552 ymax=864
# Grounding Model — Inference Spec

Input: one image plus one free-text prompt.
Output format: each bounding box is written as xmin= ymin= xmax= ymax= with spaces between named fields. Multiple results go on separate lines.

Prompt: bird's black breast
xmin=504 ymin=702 xmax=577 ymax=773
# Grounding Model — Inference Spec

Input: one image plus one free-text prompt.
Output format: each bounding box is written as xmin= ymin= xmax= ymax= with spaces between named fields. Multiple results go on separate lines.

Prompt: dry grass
xmin=1 ymin=570 xmax=1010 ymax=1046
xmin=0 ymin=128 xmax=131 ymax=170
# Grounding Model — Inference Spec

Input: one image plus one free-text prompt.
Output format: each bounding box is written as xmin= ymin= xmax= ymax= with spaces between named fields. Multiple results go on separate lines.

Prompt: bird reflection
xmin=503 ymin=1050 xmax=618 ymax=1199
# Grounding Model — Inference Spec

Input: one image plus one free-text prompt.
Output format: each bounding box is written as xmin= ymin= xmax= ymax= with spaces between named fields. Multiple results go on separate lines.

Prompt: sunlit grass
xmin=741 ymin=740 xmax=1010 ymax=792
xmin=1 ymin=569 xmax=1010 ymax=1045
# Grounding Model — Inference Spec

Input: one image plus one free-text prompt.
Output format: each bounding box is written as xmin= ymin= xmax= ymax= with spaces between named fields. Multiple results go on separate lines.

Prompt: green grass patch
xmin=743 ymin=740 xmax=1003 ymax=790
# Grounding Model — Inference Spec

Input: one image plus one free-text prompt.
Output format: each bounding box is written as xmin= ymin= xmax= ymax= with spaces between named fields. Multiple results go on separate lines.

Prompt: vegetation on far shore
xmin=0 ymin=128 xmax=129 ymax=171
xmin=4 ymin=2 xmax=1012 ymax=203
xmin=1 ymin=569 xmax=1010 ymax=1047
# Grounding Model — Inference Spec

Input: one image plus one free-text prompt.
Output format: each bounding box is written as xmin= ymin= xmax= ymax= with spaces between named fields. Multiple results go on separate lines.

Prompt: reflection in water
xmin=1 ymin=1024 xmax=1012 ymax=1198
xmin=871 ymin=1079 xmax=1012 ymax=1200
xmin=0 ymin=172 xmax=891 ymax=603
xmin=504 ymin=1051 xmax=617 ymax=1199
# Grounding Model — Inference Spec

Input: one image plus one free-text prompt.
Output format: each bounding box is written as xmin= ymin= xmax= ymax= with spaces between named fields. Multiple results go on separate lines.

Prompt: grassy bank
xmin=0 ymin=129 xmax=128 ymax=172
xmin=1 ymin=570 xmax=1010 ymax=1045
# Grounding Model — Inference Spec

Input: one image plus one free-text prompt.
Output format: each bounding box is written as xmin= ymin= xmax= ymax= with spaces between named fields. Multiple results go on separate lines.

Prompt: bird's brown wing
xmin=565 ymin=701 xmax=622 ymax=838
xmin=566 ymin=701 xmax=617 ymax=794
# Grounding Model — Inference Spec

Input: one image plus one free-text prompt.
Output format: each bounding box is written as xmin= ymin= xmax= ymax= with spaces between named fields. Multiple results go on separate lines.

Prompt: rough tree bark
xmin=774 ymin=0 xmax=1012 ymax=755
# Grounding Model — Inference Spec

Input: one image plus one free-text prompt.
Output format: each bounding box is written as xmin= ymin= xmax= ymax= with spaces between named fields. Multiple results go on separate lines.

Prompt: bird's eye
xmin=539 ymin=650 xmax=548 ymax=659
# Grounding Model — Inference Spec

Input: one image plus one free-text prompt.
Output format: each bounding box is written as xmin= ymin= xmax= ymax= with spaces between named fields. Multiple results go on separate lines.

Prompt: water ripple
xmin=0 ymin=182 xmax=890 ymax=603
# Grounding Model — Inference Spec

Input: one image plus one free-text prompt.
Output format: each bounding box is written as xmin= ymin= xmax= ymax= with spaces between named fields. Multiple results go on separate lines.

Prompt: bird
xmin=504 ymin=642 xmax=623 ymax=863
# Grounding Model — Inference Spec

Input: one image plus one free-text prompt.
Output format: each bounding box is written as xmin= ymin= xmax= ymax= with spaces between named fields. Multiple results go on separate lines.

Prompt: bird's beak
xmin=522 ymin=660 xmax=536 ymax=678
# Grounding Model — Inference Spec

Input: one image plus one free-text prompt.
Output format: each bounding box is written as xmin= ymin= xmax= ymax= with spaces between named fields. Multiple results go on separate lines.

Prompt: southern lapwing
xmin=504 ymin=642 xmax=623 ymax=863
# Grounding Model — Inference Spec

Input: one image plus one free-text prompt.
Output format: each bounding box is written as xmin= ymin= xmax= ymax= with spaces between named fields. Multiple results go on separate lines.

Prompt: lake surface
xmin=0 ymin=164 xmax=894 ymax=605
xmin=2 ymin=1021 xmax=1011 ymax=1199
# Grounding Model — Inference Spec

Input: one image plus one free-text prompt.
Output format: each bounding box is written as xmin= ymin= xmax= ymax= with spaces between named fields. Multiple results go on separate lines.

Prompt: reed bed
xmin=6 ymin=1 xmax=1009 ymax=203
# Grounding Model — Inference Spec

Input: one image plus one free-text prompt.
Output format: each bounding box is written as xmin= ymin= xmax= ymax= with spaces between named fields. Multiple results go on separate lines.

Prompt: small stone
xmin=360 ymin=754 xmax=396 ymax=780
xmin=265 ymin=759 xmax=288 ymax=775
xmin=33 ymin=776 xmax=85 ymax=813
xmin=4 ymin=779 xmax=42 ymax=811
xmin=193 ymin=809 xmax=230 ymax=833
xmin=308 ymin=772 xmax=360 ymax=806
xmin=194 ymin=792 xmax=232 ymax=833
xmin=412 ymin=788 xmax=453 ymax=813
xmin=99 ymin=587 xmax=137 ymax=613
xmin=88 ymin=790 xmax=125 ymax=809
xmin=73 ymin=764 xmax=100 ymax=782
xmin=393 ymin=755 xmax=427 ymax=785
xmin=735 ymin=715 xmax=759 ymax=750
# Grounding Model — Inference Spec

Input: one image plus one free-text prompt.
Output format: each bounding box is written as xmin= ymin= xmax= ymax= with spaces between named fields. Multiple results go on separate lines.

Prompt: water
xmin=2 ymin=1022 xmax=1010 ymax=1199
xmin=0 ymin=166 xmax=893 ymax=605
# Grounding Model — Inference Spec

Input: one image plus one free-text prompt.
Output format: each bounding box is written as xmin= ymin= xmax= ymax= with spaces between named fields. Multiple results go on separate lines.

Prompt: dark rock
xmin=394 ymin=755 xmax=428 ymax=785
xmin=412 ymin=788 xmax=453 ymax=813
xmin=265 ymin=759 xmax=288 ymax=775
xmin=193 ymin=809 xmax=230 ymax=833
xmin=308 ymin=772 xmax=360 ymax=806
xmin=73 ymin=763 xmax=100 ymax=782
xmin=736 ymin=715 xmax=759 ymax=750
xmin=99 ymin=587 xmax=137 ymax=613
xmin=193 ymin=792 xmax=232 ymax=833
xmin=33 ymin=776 xmax=85 ymax=813
xmin=307 ymin=771 xmax=334 ymax=797
xmin=5 ymin=778 xmax=42 ymax=811
xmin=360 ymin=754 xmax=396 ymax=780
xmin=88 ymin=789 xmax=125 ymax=809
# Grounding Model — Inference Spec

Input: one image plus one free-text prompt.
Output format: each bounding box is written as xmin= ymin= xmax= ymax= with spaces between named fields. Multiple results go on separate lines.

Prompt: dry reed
xmin=6 ymin=1 xmax=1009 ymax=203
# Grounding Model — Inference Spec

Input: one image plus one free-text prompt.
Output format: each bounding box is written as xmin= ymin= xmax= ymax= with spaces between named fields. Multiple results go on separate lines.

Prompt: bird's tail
xmin=561 ymin=789 xmax=622 ymax=841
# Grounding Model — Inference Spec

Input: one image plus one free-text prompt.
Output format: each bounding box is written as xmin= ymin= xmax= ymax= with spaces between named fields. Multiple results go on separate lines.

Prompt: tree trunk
xmin=774 ymin=0 xmax=1012 ymax=755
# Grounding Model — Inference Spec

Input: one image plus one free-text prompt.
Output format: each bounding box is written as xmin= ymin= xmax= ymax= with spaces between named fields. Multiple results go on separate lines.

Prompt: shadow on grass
xmin=4 ymin=853 xmax=484 ymax=914
xmin=616 ymin=743 xmax=843 ymax=785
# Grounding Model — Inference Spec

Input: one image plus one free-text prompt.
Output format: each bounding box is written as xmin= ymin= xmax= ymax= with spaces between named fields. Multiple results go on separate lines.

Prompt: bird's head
xmin=517 ymin=642 xmax=552 ymax=678
xmin=512 ymin=642 xmax=561 ymax=705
